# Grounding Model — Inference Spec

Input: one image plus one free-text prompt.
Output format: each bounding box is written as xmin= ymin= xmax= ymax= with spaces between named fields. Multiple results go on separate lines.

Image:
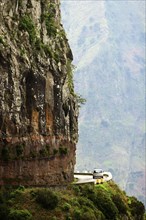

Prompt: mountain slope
xmin=61 ymin=0 xmax=145 ymax=205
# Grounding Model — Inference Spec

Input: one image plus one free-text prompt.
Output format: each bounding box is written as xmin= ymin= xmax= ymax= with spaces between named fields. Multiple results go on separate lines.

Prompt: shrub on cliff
xmin=80 ymin=184 xmax=95 ymax=200
xmin=112 ymin=194 xmax=127 ymax=215
xmin=8 ymin=209 xmax=32 ymax=220
xmin=0 ymin=204 xmax=10 ymax=220
xmin=73 ymin=207 xmax=97 ymax=220
xmin=59 ymin=147 xmax=68 ymax=156
xmin=77 ymin=196 xmax=95 ymax=209
xmin=19 ymin=15 xmax=36 ymax=44
xmin=128 ymin=196 xmax=145 ymax=220
xmin=15 ymin=144 xmax=24 ymax=157
xmin=36 ymin=189 xmax=59 ymax=209
xmin=80 ymin=185 xmax=118 ymax=220
xmin=93 ymin=189 xmax=118 ymax=220
xmin=62 ymin=202 xmax=71 ymax=211
xmin=1 ymin=146 xmax=10 ymax=160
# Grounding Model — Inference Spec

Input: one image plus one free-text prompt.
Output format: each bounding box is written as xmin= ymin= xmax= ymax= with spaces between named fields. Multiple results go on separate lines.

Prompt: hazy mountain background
xmin=61 ymin=0 xmax=145 ymax=205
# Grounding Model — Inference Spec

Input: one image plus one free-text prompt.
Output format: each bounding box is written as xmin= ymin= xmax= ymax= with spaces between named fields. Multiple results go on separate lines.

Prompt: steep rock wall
xmin=0 ymin=0 xmax=78 ymax=186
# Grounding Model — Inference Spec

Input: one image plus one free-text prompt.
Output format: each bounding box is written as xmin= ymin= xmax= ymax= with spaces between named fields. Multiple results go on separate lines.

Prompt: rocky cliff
xmin=0 ymin=0 xmax=78 ymax=186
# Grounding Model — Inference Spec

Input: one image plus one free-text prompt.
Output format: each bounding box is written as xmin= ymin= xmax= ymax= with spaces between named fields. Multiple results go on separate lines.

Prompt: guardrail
xmin=74 ymin=172 xmax=112 ymax=185
xmin=74 ymin=172 xmax=93 ymax=176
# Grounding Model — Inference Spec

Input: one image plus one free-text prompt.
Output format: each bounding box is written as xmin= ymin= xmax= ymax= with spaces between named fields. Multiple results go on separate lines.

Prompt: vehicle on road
xmin=93 ymin=169 xmax=104 ymax=179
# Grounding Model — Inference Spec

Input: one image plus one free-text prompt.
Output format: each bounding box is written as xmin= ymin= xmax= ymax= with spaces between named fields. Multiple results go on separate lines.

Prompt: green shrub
xmin=8 ymin=209 xmax=32 ymax=220
xmin=39 ymin=148 xmax=49 ymax=157
xmin=128 ymin=196 xmax=145 ymax=220
xmin=75 ymin=94 xmax=86 ymax=107
xmin=112 ymin=194 xmax=127 ymax=214
xmin=0 ymin=204 xmax=10 ymax=220
xmin=72 ymin=185 xmax=81 ymax=196
xmin=17 ymin=185 xmax=25 ymax=191
xmin=36 ymin=189 xmax=59 ymax=209
xmin=53 ymin=149 xmax=58 ymax=155
xmin=73 ymin=207 xmax=96 ymax=220
xmin=20 ymin=47 xmax=26 ymax=56
xmin=34 ymin=37 xmax=42 ymax=51
xmin=30 ymin=189 xmax=37 ymax=198
xmin=0 ymin=191 xmax=5 ymax=203
xmin=94 ymin=209 xmax=106 ymax=220
xmin=43 ymin=3 xmax=57 ymax=37
xmin=10 ymin=189 xmax=23 ymax=199
xmin=19 ymin=15 xmax=36 ymax=44
xmin=42 ymin=44 xmax=53 ymax=57
xmin=66 ymin=61 xmax=74 ymax=95
xmin=50 ymin=217 xmax=57 ymax=220
xmin=70 ymin=198 xmax=80 ymax=207
xmin=80 ymin=186 xmax=118 ymax=220
xmin=73 ymin=207 xmax=82 ymax=220
xmin=81 ymin=210 xmax=96 ymax=220
xmin=62 ymin=202 xmax=71 ymax=211
xmin=78 ymin=196 xmax=94 ymax=209
xmin=35 ymin=41 xmax=54 ymax=59
xmin=9 ymin=186 xmax=25 ymax=199
xmin=1 ymin=147 xmax=9 ymax=160
xmin=59 ymin=147 xmax=68 ymax=156
xmin=0 ymin=36 xmax=3 ymax=44
xmin=0 ymin=187 xmax=13 ymax=201
xmin=0 ymin=36 xmax=5 ymax=45
xmin=30 ymin=151 xmax=37 ymax=158
xmin=80 ymin=184 xmax=95 ymax=199
xmin=45 ymin=144 xmax=50 ymax=152
xmin=66 ymin=61 xmax=86 ymax=105
xmin=16 ymin=144 xmax=24 ymax=157
xmin=93 ymin=188 xmax=118 ymax=220
xmin=45 ymin=16 xmax=57 ymax=37
xmin=66 ymin=216 xmax=72 ymax=220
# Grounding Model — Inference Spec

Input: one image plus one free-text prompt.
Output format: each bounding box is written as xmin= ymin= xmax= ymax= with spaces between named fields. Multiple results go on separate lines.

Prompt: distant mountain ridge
xmin=61 ymin=0 xmax=146 ymax=206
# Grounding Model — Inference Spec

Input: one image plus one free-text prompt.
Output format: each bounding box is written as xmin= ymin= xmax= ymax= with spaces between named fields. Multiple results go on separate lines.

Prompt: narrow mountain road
xmin=103 ymin=172 xmax=112 ymax=182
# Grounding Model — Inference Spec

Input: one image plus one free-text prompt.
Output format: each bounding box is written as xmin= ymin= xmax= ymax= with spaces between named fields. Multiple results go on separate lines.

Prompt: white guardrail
xmin=74 ymin=172 xmax=112 ymax=185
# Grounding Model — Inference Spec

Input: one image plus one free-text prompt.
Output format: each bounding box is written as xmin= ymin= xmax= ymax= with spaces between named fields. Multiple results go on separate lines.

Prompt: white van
xmin=93 ymin=169 xmax=104 ymax=179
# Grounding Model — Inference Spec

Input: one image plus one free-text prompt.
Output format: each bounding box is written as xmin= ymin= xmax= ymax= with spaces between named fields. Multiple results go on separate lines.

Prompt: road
xmin=74 ymin=172 xmax=112 ymax=184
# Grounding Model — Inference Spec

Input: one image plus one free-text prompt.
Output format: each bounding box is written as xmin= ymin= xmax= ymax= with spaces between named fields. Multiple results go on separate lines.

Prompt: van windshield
xmin=94 ymin=169 xmax=103 ymax=173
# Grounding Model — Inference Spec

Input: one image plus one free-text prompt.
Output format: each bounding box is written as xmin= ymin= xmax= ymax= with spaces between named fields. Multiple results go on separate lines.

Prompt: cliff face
xmin=0 ymin=0 xmax=78 ymax=186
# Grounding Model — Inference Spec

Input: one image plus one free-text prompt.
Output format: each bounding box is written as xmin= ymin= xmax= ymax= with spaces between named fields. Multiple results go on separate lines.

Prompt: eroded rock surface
xmin=0 ymin=0 xmax=78 ymax=186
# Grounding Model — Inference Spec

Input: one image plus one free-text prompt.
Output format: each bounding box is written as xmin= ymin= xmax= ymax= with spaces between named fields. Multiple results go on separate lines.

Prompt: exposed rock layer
xmin=0 ymin=0 xmax=78 ymax=186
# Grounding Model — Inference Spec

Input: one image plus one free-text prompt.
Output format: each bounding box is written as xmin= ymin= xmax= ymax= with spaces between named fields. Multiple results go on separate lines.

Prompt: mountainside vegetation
xmin=0 ymin=181 xmax=145 ymax=220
